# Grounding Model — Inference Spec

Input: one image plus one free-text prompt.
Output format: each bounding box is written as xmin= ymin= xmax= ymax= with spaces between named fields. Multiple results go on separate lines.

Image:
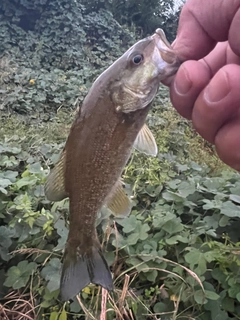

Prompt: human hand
xmin=168 ymin=0 xmax=240 ymax=171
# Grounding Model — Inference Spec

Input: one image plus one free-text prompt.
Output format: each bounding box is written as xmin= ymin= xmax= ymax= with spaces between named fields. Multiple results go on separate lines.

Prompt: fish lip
xmin=152 ymin=29 xmax=180 ymax=67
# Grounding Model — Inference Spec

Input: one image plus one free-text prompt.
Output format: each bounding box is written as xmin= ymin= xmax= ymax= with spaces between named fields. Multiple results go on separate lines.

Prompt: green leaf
xmin=184 ymin=248 xmax=207 ymax=275
xmin=194 ymin=290 xmax=206 ymax=304
xmin=178 ymin=181 xmax=196 ymax=197
xmin=205 ymin=290 xmax=220 ymax=300
xmin=16 ymin=176 xmax=38 ymax=189
xmin=222 ymin=296 xmax=235 ymax=312
xmin=28 ymin=162 xmax=44 ymax=174
xmin=50 ymin=312 xmax=58 ymax=320
xmin=221 ymin=201 xmax=240 ymax=217
xmin=4 ymin=260 xmax=37 ymax=289
xmin=0 ymin=178 xmax=12 ymax=188
xmin=127 ymin=232 xmax=139 ymax=245
xmin=162 ymin=191 xmax=185 ymax=202
xmin=0 ymin=186 xmax=7 ymax=194
xmin=54 ymin=219 xmax=68 ymax=251
xmin=0 ymin=226 xmax=14 ymax=260
xmin=236 ymin=292 xmax=240 ymax=302
xmin=59 ymin=310 xmax=67 ymax=320
xmin=165 ymin=234 xmax=189 ymax=245
xmin=162 ymin=219 xmax=184 ymax=235
xmin=229 ymin=194 xmax=240 ymax=204
xmin=70 ymin=298 xmax=82 ymax=312
xmin=41 ymin=258 xmax=61 ymax=292
xmin=228 ymin=284 xmax=240 ymax=299
xmin=153 ymin=302 xmax=168 ymax=313
xmin=146 ymin=270 xmax=157 ymax=282
xmin=121 ymin=215 xmax=137 ymax=233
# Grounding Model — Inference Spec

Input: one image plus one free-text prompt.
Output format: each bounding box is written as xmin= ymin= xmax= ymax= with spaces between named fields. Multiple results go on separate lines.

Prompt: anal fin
xmin=105 ymin=179 xmax=132 ymax=218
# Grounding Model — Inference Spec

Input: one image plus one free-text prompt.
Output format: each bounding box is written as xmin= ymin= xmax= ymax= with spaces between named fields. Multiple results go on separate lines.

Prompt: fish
xmin=45 ymin=28 xmax=180 ymax=301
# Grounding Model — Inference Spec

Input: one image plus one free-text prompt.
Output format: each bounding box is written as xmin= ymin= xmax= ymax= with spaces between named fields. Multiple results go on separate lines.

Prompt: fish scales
xmin=65 ymin=98 xmax=148 ymax=238
xmin=45 ymin=29 xmax=180 ymax=301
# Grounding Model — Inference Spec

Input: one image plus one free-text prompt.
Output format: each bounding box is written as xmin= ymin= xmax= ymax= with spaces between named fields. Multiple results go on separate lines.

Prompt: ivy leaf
xmin=162 ymin=191 xmax=185 ymax=202
xmin=41 ymin=258 xmax=61 ymax=292
xmin=70 ymin=298 xmax=82 ymax=312
xmin=146 ymin=269 xmax=157 ymax=282
xmin=54 ymin=219 xmax=68 ymax=251
xmin=236 ymin=292 xmax=240 ymax=302
xmin=28 ymin=162 xmax=44 ymax=174
xmin=220 ymin=201 xmax=240 ymax=217
xmin=0 ymin=186 xmax=7 ymax=194
xmin=4 ymin=260 xmax=37 ymax=289
xmin=126 ymin=232 xmax=139 ymax=245
xmin=16 ymin=176 xmax=38 ymax=189
xmin=165 ymin=234 xmax=189 ymax=245
xmin=178 ymin=181 xmax=196 ymax=197
xmin=184 ymin=248 xmax=207 ymax=275
xmin=229 ymin=194 xmax=240 ymax=204
xmin=162 ymin=218 xmax=184 ymax=235
xmin=0 ymin=170 xmax=18 ymax=182
xmin=0 ymin=226 xmax=14 ymax=261
xmin=121 ymin=215 xmax=137 ymax=233
xmin=0 ymin=178 xmax=12 ymax=188
xmin=228 ymin=284 xmax=240 ymax=299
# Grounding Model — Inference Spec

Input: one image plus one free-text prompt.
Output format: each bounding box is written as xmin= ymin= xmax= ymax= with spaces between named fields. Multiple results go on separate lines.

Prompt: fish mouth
xmin=153 ymin=28 xmax=181 ymax=68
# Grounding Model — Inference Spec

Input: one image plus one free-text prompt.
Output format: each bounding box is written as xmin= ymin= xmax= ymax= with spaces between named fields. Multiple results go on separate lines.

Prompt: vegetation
xmin=1 ymin=1 xmax=240 ymax=320
xmin=80 ymin=0 xmax=180 ymax=40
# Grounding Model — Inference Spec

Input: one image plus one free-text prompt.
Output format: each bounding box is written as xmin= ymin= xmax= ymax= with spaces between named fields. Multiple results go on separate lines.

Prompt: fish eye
xmin=132 ymin=54 xmax=143 ymax=65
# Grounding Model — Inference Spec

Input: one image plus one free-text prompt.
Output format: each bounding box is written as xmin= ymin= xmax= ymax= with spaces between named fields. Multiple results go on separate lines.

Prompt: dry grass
xmin=0 ymin=291 xmax=37 ymax=320
xmin=71 ymin=253 xmax=203 ymax=320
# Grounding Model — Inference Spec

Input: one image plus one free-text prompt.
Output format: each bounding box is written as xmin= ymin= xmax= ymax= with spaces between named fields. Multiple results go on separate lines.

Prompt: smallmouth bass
xmin=45 ymin=29 xmax=180 ymax=301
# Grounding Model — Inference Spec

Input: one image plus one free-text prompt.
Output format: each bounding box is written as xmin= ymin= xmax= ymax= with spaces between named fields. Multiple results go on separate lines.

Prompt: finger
xmin=202 ymin=42 xmax=240 ymax=73
xmin=229 ymin=6 xmax=240 ymax=56
xmin=215 ymin=116 xmax=240 ymax=171
xmin=192 ymin=64 xmax=240 ymax=144
xmin=169 ymin=42 xmax=240 ymax=119
xmin=174 ymin=0 xmax=240 ymax=60
xmin=170 ymin=60 xmax=211 ymax=119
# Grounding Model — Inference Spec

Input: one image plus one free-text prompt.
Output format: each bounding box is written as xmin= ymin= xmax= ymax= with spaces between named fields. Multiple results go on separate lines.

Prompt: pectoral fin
xmin=133 ymin=124 xmax=158 ymax=156
xmin=44 ymin=150 xmax=68 ymax=201
xmin=106 ymin=180 xmax=132 ymax=218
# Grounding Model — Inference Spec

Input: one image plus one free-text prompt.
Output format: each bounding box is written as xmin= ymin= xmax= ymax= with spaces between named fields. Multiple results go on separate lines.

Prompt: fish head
xmin=112 ymin=29 xmax=180 ymax=113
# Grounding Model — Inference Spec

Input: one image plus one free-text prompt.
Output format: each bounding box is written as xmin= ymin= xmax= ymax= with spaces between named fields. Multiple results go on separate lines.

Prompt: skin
xmin=166 ymin=0 xmax=240 ymax=171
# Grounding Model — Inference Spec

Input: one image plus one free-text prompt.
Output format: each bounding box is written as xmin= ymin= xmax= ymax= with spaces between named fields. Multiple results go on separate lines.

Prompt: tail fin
xmin=60 ymin=244 xmax=113 ymax=301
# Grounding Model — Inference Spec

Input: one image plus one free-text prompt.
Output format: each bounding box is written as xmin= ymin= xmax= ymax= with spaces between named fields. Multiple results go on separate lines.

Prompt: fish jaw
xmin=152 ymin=28 xmax=181 ymax=80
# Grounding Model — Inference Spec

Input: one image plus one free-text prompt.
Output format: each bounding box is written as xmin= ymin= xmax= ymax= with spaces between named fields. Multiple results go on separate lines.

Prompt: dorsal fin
xmin=133 ymin=124 xmax=158 ymax=157
xmin=105 ymin=179 xmax=132 ymax=218
xmin=45 ymin=150 xmax=68 ymax=201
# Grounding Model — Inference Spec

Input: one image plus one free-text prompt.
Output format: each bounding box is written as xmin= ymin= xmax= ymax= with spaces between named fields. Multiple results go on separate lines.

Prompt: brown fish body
xmin=45 ymin=29 xmax=180 ymax=301
xmin=66 ymin=91 xmax=153 ymax=245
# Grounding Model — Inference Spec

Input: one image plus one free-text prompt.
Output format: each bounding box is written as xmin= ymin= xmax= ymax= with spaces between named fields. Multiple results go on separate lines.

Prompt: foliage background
xmin=0 ymin=0 xmax=240 ymax=320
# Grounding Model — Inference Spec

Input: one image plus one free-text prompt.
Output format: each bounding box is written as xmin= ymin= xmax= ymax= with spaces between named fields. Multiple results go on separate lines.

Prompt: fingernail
xmin=174 ymin=65 xmax=192 ymax=95
xmin=205 ymin=70 xmax=230 ymax=103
